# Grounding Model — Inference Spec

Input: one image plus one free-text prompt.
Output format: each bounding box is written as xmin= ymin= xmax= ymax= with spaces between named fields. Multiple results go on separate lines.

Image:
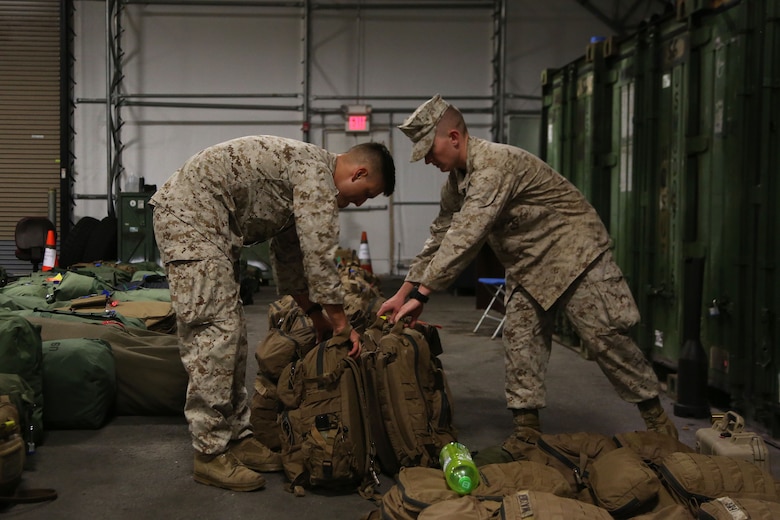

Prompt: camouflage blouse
xmin=150 ymin=135 xmax=344 ymax=304
xmin=406 ymin=137 xmax=611 ymax=310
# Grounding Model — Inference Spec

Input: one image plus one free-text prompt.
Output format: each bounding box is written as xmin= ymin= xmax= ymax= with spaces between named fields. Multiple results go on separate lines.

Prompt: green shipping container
xmin=539 ymin=0 xmax=780 ymax=435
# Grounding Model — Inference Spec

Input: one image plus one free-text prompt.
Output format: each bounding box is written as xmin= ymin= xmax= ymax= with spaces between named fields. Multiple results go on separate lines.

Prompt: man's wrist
xmin=408 ymin=287 xmax=429 ymax=304
xmin=304 ymin=303 xmax=323 ymax=316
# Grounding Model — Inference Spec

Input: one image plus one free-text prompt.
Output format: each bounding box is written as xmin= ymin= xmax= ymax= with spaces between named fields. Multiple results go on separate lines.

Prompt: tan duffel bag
xmin=372 ymin=460 xmax=572 ymax=520
xmin=698 ymin=496 xmax=780 ymax=520
xmin=659 ymin=452 xmax=779 ymax=515
xmin=587 ymin=447 xmax=661 ymax=518
xmin=417 ymin=490 xmax=613 ymax=520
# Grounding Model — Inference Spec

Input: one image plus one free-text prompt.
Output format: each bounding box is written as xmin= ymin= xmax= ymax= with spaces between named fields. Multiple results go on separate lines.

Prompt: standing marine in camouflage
xmin=151 ymin=136 xmax=395 ymax=491
xmin=377 ymin=95 xmax=677 ymax=460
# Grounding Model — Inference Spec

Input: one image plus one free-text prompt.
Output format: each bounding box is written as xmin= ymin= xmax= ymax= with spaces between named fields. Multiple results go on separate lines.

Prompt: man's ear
xmin=448 ymin=129 xmax=462 ymax=147
xmin=352 ymin=167 xmax=367 ymax=181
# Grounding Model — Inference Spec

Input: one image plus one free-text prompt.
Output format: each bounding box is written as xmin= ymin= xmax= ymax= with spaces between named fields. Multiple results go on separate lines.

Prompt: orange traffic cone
xmin=42 ymin=230 xmax=57 ymax=271
xmin=358 ymin=231 xmax=373 ymax=273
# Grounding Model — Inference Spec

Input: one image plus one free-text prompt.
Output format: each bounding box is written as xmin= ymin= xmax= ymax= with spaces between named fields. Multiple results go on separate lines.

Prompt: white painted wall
xmin=71 ymin=0 xmax=660 ymax=274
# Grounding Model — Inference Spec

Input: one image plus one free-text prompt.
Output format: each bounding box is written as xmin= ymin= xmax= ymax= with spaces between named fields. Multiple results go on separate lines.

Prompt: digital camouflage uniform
xmin=405 ymin=136 xmax=660 ymax=410
xmin=150 ymin=136 xmax=345 ymax=455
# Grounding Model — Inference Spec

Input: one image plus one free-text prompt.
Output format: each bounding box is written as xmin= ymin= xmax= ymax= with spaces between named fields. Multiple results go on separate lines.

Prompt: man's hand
xmin=321 ymin=303 xmax=361 ymax=358
xmin=393 ymin=298 xmax=424 ymax=326
xmin=309 ymin=312 xmax=334 ymax=343
xmin=348 ymin=328 xmax=361 ymax=358
xmin=376 ymin=292 xmax=406 ymax=322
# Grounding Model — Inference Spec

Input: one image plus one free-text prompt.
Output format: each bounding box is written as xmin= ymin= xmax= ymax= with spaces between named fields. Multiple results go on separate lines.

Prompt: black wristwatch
xmin=408 ymin=287 xmax=429 ymax=304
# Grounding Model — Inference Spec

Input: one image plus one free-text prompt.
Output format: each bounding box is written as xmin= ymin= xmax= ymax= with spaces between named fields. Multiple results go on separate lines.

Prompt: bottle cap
xmin=458 ymin=475 xmax=473 ymax=493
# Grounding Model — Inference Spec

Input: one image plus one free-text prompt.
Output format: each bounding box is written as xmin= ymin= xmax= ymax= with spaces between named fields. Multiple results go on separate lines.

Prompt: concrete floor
xmin=6 ymin=276 xmax=779 ymax=519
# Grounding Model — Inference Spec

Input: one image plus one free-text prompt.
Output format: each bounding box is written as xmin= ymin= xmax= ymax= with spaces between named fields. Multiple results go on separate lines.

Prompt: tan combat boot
xmin=638 ymin=397 xmax=679 ymax=439
xmin=193 ymin=451 xmax=266 ymax=491
xmin=229 ymin=437 xmax=283 ymax=472
xmin=501 ymin=409 xmax=542 ymax=461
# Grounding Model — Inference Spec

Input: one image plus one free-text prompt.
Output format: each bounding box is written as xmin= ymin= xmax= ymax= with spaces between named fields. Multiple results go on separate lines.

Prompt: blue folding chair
xmin=473 ymin=277 xmax=507 ymax=339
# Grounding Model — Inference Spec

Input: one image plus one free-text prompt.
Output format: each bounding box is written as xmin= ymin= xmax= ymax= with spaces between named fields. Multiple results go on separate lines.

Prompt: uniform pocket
xmin=167 ymin=258 xmax=236 ymax=326
xmin=585 ymin=252 xmax=640 ymax=331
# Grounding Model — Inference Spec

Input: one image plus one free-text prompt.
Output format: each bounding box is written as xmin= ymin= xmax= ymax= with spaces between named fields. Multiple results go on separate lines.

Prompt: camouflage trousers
xmin=153 ymin=208 xmax=251 ymax=455
xmin=503 ymin=250 xmax=659 ymax=410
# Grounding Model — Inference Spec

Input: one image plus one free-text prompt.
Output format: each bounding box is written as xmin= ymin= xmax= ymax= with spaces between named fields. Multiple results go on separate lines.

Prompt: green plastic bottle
xmin=439 ymin=441 xmax=480 ymax=495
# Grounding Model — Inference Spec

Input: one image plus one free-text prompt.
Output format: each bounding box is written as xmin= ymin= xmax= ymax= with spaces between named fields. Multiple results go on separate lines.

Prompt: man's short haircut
xmin=349 ymin=141 xmax=396 ymax=196
xmin=437 ymin=105 xmax=467 ymax=136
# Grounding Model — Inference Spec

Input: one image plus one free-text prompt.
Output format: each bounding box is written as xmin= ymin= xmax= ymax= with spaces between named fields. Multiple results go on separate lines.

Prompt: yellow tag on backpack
xmin=0 ymin=396 xmax=25 ymax=498
xmin=0 ymin=395 xmax=57 ymax=505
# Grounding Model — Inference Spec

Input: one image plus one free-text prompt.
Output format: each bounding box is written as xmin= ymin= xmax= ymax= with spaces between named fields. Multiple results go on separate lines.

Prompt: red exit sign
xmin=347 ymin=114 xmax=370 ymax=133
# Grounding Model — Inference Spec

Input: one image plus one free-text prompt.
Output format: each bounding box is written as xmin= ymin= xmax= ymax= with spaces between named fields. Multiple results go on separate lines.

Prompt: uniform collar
xmin=454 ymin=136 xmax=481 ymax=193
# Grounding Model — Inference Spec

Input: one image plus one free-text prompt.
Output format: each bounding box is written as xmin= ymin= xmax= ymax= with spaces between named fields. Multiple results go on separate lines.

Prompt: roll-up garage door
xmin=0 ymin=0 xmax=61 ymax=275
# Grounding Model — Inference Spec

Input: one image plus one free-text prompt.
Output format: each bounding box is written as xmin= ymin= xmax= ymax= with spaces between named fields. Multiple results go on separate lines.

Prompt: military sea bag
xmin=41 ymin=338 xmax=116 ymax=429
xmin=698 ymin=496 xmax=780 ymax=520
xmin=658 ymin=452 xmax=779 ymax=515
xmin=416 ymin=489 xmax=614 ymax=520
xmin=372 ymin=460 xmax=572 ymax=520
xmin=528 ymin=431 xmax=617 ymax=495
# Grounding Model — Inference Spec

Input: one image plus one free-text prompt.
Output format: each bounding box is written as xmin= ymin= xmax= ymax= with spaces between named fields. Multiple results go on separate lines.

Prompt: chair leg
xmin=474 ymin=282 xmax=506 ymax=337
xmin=474 ymin=286 xmax=501 ymax=333
xmin=491 ymin=315 xmax=507 ymax=340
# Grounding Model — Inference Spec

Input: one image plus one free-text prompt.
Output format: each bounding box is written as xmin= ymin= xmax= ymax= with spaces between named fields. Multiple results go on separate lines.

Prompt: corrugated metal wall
xmin=0 ymin=0 xmax=61 ymax=276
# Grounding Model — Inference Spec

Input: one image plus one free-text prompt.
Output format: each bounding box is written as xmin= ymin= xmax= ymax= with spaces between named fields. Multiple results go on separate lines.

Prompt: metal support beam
xmin=98 ymin=0 xmax=541 ymax=185
xmin=106 ymin=0 xmax=125 ymax=217
xmin=302 ymin=0 xmax=312 ymax=141
xmin=492 ymin=0 xmax=507 ymax=143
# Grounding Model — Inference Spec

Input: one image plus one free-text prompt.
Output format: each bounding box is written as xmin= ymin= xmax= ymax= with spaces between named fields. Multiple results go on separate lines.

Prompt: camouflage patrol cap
xmin=398 ymin=94 xmax=450 ymax=162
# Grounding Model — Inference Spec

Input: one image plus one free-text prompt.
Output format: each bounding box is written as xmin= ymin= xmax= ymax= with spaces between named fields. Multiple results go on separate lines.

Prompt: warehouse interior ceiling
xmin=111 ymin=0 xmax=675 ymax=36
xmin=96 ymin=0 xmax=677 ymax=218
xmin=575 ymin=0 xmax=676 ymax=35
xmin=0 ymin=0 xmax=678 ymax=274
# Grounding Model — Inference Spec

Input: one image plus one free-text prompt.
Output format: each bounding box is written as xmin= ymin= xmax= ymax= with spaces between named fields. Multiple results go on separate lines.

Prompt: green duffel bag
xmin=24 ymin=316 xmax=186 ymax=416
xmin=0 ymin=280 xmax=50 ymax=300
xmin=69 ymin=263 xmax=134 ymax=286
xmin=15 ymin=307 xmax=147 ymax=331
xmin=0 ymin=292 xmax=49 ymax=312
xmin=53 ymin=271 xmax=113 ymax=301
xmin=112 ymin=288 xmax=171 ymax=303
xmin=0 ymin=312 xmax=43 ymax=445
xmin=41 ymin=338 xmax=116 ymax=429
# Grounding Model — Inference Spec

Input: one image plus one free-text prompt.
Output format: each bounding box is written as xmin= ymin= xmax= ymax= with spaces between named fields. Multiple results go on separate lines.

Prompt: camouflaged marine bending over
xmin=395 ymin=95 xmax=672 ymax=440
xmin=150 ymin=135 xmax=344 ymax=305
xmin=406 ymin=136 xmax=611 ymax=311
